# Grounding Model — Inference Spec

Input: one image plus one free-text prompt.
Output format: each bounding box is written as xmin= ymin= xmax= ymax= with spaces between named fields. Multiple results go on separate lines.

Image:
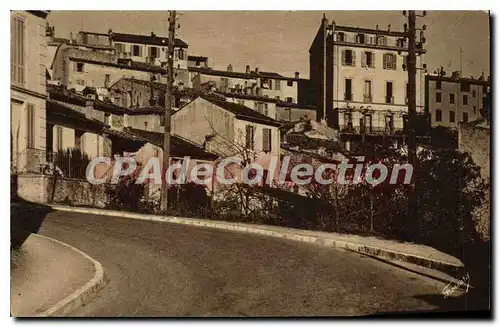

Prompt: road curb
xmin=33 ymin=234 xmax=107 ymax=317
xmin=49 ymin=205 xmax=465 ymax=277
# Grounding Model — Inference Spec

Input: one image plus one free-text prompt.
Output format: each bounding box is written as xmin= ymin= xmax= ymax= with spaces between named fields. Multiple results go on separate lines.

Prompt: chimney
xmin=376 ymin=24 xmax=379 ymax=30
xmin=387 ymin=24 xmax=391 ymax=32
xmin=151 ymin=32 xmax=156 ymax=37
xmin=69 ymin=32 xmax=74 ymax=44
xmin=255 ymin=67 xmax=259 ymax=74
xmin=294 ymin=72 xmax=300 ymax=79
xmin=227 ymin=64 xmax=233 ymax=72
xmin=85 ymin=99 xmax=94 ymax=118
xmin=246 ymin=65 xmax=250 ymax=74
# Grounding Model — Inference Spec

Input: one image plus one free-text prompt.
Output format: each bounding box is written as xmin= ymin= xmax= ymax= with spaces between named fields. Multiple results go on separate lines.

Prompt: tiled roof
xmin=200 ymin=95 xmax=281 ymax=127
xmin=188 ymin=55 xmax=208 ymax=61
xmin=189 ymin=67 xmax=299 ymax=81
xmin=68 ymin=56 xmax=167 ymax=74
xmin=335 ymin=25 xmax=407 ymax=38
xmin=111 ymin=32 xmax=188 ymax=48
xmin=48 ymin=85 xmax=131 ymax=115
xmin=426 ymin=74 xmax=490 ymax=85
xmin=276 ymin=101 xmax=316 ymax=110
xmin=125 ymin=128 xmax=219 ymax=160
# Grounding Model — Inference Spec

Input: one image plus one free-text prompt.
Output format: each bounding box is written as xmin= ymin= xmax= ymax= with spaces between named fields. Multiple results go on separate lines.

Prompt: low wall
xmin=17 ymin=174 xmax=108 ymax=208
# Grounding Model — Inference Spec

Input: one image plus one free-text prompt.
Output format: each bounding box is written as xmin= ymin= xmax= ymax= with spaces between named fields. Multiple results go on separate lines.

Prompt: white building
xmin=309 ymin=15 xmax=426 ymax=146
xmin=171 ymin=96 xmax=281 ymax=158
xmin=11 ymin=11 xmax=50 ymax=173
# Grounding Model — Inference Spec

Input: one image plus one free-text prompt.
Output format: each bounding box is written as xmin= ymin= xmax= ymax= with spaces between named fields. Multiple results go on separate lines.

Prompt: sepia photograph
xmin=9 ymin=9 xmax=491 ymax=318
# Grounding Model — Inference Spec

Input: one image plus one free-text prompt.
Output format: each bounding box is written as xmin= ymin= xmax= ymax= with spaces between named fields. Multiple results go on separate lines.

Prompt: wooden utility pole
xmin=160 ymin=10 xmax=176 ymax=213
xmin=405 ymin=10 xmax=423 ymax=236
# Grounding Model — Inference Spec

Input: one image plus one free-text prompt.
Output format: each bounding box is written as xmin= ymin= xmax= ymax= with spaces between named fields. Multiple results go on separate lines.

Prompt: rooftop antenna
xmin=80 ymin=12 xmax=83 ymax=31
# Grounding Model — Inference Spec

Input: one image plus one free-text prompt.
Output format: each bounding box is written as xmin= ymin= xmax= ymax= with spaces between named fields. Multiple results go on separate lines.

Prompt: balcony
xmin=363 ymin=94 xmax=372 ymax=103
xmin=341 ymin=124 xmax=401 ymax=136
xmin=344 ymin=93 xmax=353 ymax=101
xmin=385 ymin=96 xmax=394 ymax=104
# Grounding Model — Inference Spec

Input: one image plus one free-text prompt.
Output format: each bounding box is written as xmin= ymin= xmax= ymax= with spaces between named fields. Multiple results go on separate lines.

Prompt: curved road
xmin=40 ymin=211 xmax=453 ymax=317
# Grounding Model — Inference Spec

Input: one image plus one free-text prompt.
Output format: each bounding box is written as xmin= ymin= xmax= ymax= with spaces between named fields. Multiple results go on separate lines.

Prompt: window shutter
xmin=383 ymin=54 xmax=387 ymax=69
xmin=393 ymin=55 xmax=397 ymax=70
xmin=341 ymin=50 xmax=346 ymax=65
xmin=351 ymin=51 xmax=356 ymax=66
xmin=371 ymin=53 xmax=375 ymax=68
xmin=263 ymin=128 xmax=271 ymax=152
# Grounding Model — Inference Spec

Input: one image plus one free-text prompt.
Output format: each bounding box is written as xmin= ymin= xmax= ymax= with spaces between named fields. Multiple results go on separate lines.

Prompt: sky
xmin=47 ymin=11 xmax=490 ymax=79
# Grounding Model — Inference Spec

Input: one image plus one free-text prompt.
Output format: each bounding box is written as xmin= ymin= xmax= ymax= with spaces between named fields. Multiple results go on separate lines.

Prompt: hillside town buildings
xmin=11 ymin=11 xmax=491 ymax=182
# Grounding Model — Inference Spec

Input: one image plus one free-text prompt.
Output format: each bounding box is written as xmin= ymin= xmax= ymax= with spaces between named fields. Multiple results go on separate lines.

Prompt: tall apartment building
xmin=425 ymin=71 xmax=490 ymax=128
xmin=309 ymin=15 xmax=426 ymax=146
xmin=11 ymin=11 xmax=49 ymax=173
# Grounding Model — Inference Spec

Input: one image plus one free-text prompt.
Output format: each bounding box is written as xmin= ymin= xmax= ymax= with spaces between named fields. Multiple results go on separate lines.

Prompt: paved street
xmin=40 ymin=211 xmax=459 ymax=317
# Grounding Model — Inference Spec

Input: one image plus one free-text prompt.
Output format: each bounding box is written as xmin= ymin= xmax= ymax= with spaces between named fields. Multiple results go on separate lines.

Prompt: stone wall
xmin=17 ymin=174 xmax=108 ymax=208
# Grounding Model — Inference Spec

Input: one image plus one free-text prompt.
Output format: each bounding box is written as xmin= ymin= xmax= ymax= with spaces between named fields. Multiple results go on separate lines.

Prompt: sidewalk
xmin=49 ymin=204 xmax=465 ymax=275
xmin=11 ymin=233 xmax=105 ymax=317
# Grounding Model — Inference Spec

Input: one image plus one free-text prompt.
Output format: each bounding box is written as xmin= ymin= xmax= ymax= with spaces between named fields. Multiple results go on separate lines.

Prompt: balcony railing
xmin=344 ymin=93 xmax=353 ymax=101
xmin=385 ymin=96 xmax=395 ymax=104
xmin=363 ymin=94 xmax=373 ymax=103
xmin=341 ymin=125 xmax=401 ymax=136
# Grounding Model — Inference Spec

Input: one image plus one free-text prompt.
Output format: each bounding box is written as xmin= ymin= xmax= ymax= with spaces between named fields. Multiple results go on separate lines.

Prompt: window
xmin=344 ymin=112 xmax=353 ymax=128
xmin=436 ymin=92 xmax=442 ymax=103
xmin=264 ymin=103 xmax=269 ymax=117
xmin=460 ymin=82 xmax=470 ymax=92
xmin=56 ymin=126 xmax=63 ymax=150
xmin=463 ymin=112 xmax=468 ymax=123
xmin=405 ymin=82 xmax=409 ymax=104
xmin=342 ymin=49 xmax=356 ymax=66
xmin=345 ymin=79 xmax=352 ymax=101
xmin=435 ymin=110 xmax=442 ymax=122
xmin=255 ymin=102 xmax=265 ymax=114
xmin=450 ymin=94 xmax=455 ymax=104
xmin=376 ymin=35 xmax=387 ymax=46
xmin=385 ymin=115 xmax=394 ymax=133
xmin=403 ymin=56 xmax=408 ymax=71
xmin=75 ymin=130 xmax=85 ymax=151
xmin=286 ymin=97 xmax=293 ymax=103
xmin=76 ymin=63 xmax=84 ymax=72
xmin=362 ymin=51 xmax=374 ymax=68
xmin=178 ymin=49 xmax=185 ymax=60
xmin=26 ymin=104 xmax=35 ymax=148
xmin=436 ymin=80 xmax=442 ymax=89
xmin=449 ymin=111 xmax=455 ymax=123
xmin=363 ymin=80 xmax=372 ymax=102
xmin=385 ymin=81 xmax=393 ymax=104
xmin=149 ymin=46 xmax=159 ymax=58
xmin=275 ymin=79 xmax=281 ymax=91
xmin=361 ymin=114 xmax=372 ymax=134
xmin=473 ymin=106 xmax=477 ymax=115
xmin=11 ymin=15 xmax=25 ymax=85
xmin=383 ymin=53 xmax=397 ymax=70
xmin=472 ymin=90 xmax=476 ymax=98
xmin=463 ymin=95 xmax=469 ymax=105
xmin=287 ymin=80 xmax=293 ymax=87
xmin=132 ymin=45 xmax=143 ymax=57
xmin=356 ymin=33 xmax=365 ymax=44
xmin=115 ymin=43 xmax=125 ymax=53
xmin=245 ymin=125 xmax=254 ymax=150
xmin=337 ymin=32 xmax=345 ymax=42
xmin=104 ymin=74 xmax=110 ymax=88
xmin=263 ymin=128 xmax=272 ymax=152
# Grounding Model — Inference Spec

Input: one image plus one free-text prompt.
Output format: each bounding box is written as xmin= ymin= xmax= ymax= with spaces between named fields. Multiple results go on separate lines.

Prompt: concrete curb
xmin=49 ymin=205 xmax=465 ymax=277
xmin=33 ymin=234 xmax=107 ymax=317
